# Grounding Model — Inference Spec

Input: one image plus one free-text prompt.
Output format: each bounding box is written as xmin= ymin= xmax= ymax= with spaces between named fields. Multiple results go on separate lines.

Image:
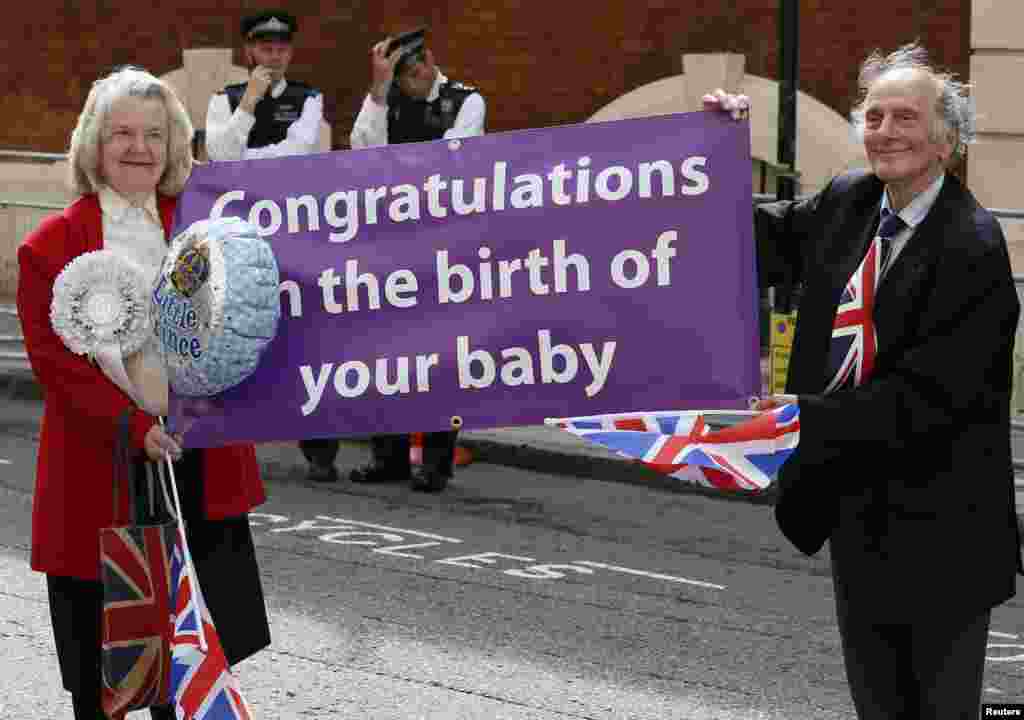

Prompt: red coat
xmin=17 ymin=194 xmax=267 ymax=580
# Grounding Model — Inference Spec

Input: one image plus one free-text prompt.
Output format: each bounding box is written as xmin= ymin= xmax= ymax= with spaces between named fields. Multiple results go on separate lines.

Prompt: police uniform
xmin=206 ymin=10 xmax=337 ymax=481
xmin=349 ymin=31 xmax=486 ymax=491
xmin=205 ymin=11 xmax=325 ymax=161
xmin=349 ymin=30 xmax=486 ymax=149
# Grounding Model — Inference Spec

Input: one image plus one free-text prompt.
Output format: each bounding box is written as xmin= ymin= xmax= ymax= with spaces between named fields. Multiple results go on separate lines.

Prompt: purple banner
xmin=170 ymin=112 xmax=758 ymax=447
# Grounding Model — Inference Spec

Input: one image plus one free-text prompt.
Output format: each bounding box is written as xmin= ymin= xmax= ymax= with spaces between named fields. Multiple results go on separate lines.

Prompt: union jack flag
xmin=100 ymin=524 xmax=176 ymax=719
xmin=169 ymin=532 xmax=254 ymax=720
xmin=825 ymin=237 xmax=883 ymax=392
xmin=546 ymin=405 xmax=800 ymax=491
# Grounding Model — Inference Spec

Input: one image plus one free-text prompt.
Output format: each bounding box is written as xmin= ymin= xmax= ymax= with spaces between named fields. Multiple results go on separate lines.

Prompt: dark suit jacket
xmin=17 ymin=194 xmax=267 ymax=581
xmin=756 ymin=170 xmax=1020 ymax=621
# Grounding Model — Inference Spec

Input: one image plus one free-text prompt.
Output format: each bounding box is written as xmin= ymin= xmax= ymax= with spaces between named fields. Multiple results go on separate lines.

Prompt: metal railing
xmin=0 ymin=149 xmax=66 ymax=163
xmin=0 ymin=199 xmax=65 ymax=211
xmin=0 ymin=197 xmax=62 ymax=300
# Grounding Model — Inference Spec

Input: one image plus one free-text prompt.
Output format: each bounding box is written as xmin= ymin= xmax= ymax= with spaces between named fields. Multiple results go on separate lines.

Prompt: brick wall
xmin=5 ymin=0 xmax=969 ymax=153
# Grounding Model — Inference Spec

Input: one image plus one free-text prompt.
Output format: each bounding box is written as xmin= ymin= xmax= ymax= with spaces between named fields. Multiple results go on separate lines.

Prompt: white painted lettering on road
xmin=249 ymin=513 xmax=290 ymax=527
xmin=320 ymin=530 xmax=406 ymax=546
xmin=986 ymin=645 xmax=1024 ymax=662
xmin=437 ymin=552 xmax=536 ymax=569
xmin=263 ymin=513 xmax=462 ymax=559
xmin=310 ymin=516 xmax=462 ymax=543
xmin=374 ymin=542 xmax=455 ymax=559
xmin=0 ymin=458 xmax=11 ymax=465
xmin=504 ymin=563 xmax=596 ymax=579
xmin=250 ymin=511 xmax=728 ymax=590
xmin=575 ymin=561 xmax=726 ymax=590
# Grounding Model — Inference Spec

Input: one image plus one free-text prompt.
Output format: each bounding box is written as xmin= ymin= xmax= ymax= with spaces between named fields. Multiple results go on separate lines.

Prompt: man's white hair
xmin=850 ymin=42 xmax=975 ymax=167
xmin=67 ymin=66 xmax=194 ymax=197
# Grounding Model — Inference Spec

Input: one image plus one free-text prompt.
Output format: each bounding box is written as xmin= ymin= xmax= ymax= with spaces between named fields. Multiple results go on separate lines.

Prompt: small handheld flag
xmin=546 ymin=404 xmax=800 ymax=491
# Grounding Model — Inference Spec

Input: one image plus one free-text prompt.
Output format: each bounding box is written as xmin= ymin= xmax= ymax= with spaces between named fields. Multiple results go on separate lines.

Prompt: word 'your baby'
xmin=298 ymin=329 xmax=616 ymax=415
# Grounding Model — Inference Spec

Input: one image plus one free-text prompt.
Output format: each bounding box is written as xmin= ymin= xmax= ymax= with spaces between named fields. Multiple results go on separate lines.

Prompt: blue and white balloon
xmin=152 ymin=216 xmax=280 ymax=397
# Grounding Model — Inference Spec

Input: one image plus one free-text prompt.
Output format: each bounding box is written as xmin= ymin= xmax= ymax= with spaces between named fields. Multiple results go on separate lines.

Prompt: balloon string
xmin=158 ymin=417 xmax=208 ymax=653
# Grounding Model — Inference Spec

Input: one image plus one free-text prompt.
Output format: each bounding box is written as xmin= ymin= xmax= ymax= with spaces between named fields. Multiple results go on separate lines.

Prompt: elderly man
xmin=707 ymin=43 xmax=1019 ymax=719
xmin=347 ymin=28 xmax=485 ymax=492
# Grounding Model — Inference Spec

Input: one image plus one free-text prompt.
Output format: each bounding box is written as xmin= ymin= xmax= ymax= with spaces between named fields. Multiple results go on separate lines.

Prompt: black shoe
xmin=411 ymin=467 xmax=450 ymax=492
xmin=307 ymin=464 xmax=339 ymax=483
xmin=349 ymin=464 xmax=408 ymax=484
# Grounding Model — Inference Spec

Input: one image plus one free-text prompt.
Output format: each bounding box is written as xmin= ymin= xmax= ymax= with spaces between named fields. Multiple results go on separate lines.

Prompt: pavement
xmin=0 ymin=301 xmax=779 ymax=505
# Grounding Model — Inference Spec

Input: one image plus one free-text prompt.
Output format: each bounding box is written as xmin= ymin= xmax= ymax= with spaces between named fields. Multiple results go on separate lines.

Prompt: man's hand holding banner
xmin=170 ymin=111 xmax=759 ymax=447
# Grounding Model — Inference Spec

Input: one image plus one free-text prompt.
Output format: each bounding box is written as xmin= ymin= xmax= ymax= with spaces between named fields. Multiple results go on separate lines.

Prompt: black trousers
xmin=372 ymin=430 xmax=459 ymax=476
xmin=835 ymin=593 xmax=991 ymax=720
xmin=298 ymin=438 xmax=340 ymax=468
xmin=47 ymin=576 xmax=176 ymax=720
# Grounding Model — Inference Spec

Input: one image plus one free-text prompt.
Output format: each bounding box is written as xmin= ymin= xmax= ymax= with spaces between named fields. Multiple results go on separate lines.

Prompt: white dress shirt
xmin=880 ymin=173 xmax=946 ymax=267
xmin=349 ymin=70 xmax=486 ymax=149
xmin=98 ymin=186 xmax=167 ymax=280
xmin=205 ymin=77 xmax=324 ymax=161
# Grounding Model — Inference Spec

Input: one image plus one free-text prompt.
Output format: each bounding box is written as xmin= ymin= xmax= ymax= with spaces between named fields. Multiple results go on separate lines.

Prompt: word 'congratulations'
xmin=209 ymin=156 xmax=711 ymax=244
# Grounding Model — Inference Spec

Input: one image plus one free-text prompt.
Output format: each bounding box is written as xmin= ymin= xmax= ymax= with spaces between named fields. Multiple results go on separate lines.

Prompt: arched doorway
xmin=587 ymin=53 xmax=866 ymax=195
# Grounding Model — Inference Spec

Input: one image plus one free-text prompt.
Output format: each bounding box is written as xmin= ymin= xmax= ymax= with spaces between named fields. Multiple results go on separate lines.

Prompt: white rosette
xmin=50 ymin=250 xmax=168 ymax=415
xmin=152 ymin=216 xmax=280 ymax=397
xmin=51 ymin=250 xmax=151 ymax=357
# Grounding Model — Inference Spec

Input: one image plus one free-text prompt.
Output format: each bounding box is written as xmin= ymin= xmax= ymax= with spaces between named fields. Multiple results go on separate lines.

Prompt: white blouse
xmin=98 ymin=186 xmax=167 ymax=284
xmin=97 ymin=187 xmax=169 ymax=413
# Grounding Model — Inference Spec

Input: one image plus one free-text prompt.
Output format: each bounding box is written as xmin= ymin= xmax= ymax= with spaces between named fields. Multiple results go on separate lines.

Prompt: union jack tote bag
xmin=99 ymin=412 xmax=176 ymax=719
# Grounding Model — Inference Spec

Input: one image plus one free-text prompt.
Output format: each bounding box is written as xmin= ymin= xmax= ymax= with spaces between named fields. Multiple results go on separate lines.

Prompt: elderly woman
xmin=16 ymin=67 xmax=270 ymax=720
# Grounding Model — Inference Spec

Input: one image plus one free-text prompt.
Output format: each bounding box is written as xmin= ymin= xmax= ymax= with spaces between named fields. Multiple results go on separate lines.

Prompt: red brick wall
xmin=5 ymin=0 xmax=970 ymax=153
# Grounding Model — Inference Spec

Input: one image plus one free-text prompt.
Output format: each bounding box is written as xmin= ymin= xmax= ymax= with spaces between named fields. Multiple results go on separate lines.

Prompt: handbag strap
xmin=112 ymin=409 xmax=136 ymax=524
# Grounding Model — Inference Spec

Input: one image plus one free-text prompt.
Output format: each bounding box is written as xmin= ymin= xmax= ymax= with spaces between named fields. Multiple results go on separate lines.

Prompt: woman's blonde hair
xmin=67 ymin=66 xmax=194 ymax=197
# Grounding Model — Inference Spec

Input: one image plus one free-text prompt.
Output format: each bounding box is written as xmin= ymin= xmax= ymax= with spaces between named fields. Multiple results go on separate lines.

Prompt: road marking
xmin=575 ymin=561 xmax=726 ymax=590
xmin=312 ymin=515 xmax=462 ymax=543
xmin=251 ymin=510 xmax=726 ymax=590
xmin=990 ymin=631 xmax=1019 ymax=640
xmin=261 ymin=513 xmax=463 ymax=559
xmin=0 ymin=459 xmax=11 ymax=465
xmin=985 ymin=644 xmax=1024 ymax=662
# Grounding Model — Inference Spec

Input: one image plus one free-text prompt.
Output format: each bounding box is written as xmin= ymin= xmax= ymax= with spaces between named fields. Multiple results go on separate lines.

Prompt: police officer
xmin=207 ymin=10 xmax=337 ymax=483
xmin=205 ymin=9 xmax=324 ymax=161
xmin=349 ymin=28 xmax=486 ymax=492
xmin=350 ymin=27 xmax=486 ymax=146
